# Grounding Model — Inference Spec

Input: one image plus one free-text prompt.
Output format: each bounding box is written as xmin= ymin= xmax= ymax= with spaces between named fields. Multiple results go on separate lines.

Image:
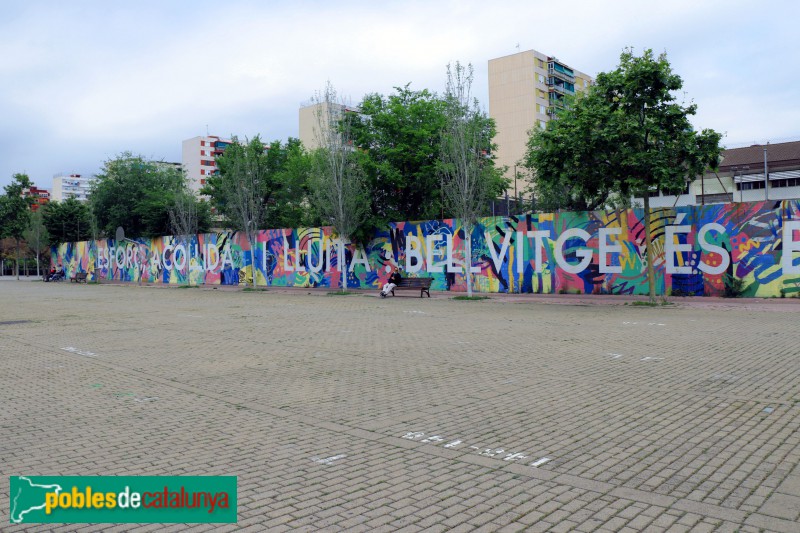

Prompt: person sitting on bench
xmin=380 ymin=267 xmax=402 ymax=298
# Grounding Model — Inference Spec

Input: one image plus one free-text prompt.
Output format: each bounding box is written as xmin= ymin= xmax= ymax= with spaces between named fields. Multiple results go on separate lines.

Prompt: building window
xmin=200 ymin=179 xmax=206 ymax=185
xmin=537 ymin=74 xmax=545 ymax=84
xmin=201 ymin=169 xmax=205 ymax=175
xmin=201 ymin=141 xmax=205 ymax=146
xmin=737 ymin=177 xmax=800 ymax=190
xmin=736 ymin=181 xmax=766 ymax=191
xmin=201 ymin=150 xmax=206 ymax=156
xmin=537 ymin=59 xmax=544 ymax=68
xmin=537 ymin=89 xmax=546 ymax=99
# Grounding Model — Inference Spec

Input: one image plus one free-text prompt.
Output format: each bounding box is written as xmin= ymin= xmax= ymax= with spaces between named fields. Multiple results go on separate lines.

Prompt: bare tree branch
xmin=308 ymin=82 xmax=369 ymax=292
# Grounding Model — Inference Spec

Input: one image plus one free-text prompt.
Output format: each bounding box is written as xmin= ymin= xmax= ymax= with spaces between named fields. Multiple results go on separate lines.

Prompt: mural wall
xmin=52 ymin=200 xmax=800 ymax=297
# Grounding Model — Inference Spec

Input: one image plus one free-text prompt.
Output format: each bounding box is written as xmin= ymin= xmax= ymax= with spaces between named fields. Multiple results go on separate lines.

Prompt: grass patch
xmin=177 ymin=285 xmax=199 ymax=289
xmin=327 ymin=290 xmax=355 ymax=296
xmin=241 ymin=287 xmax=268 ymax=292
xmin=452 ymin=295 xmax=490 ymax=301
xmin=629 ymin=299 xmax=673 ymax=307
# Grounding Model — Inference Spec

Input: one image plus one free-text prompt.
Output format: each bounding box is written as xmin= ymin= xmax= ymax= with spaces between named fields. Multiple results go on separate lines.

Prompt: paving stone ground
xmin=1 ymin=281 xmax=799 ymax=532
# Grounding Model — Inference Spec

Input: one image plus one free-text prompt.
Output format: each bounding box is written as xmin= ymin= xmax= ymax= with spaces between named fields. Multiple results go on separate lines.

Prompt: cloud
xmin=1 ymin=0 xmax=799 ymax=189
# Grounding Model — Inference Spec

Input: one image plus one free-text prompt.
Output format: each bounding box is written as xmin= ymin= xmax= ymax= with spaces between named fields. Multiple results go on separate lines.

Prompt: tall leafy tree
xmin=525 ymin=48 xmax=721 ymax=301
xmin=202 ymin=137 xmax=313 ymax=230
xmin=439 ymin=63 xmax=506 ymax=297
xmin=524 ymin=93 xmax=623 ymax=212
xmin=209 ymin=136 xmax=271 ymax=288
xmin=42 ymin=198 xmax=93 ymax=244
xmin=0 ymin=173 xmax=34 ymax=279
xmin=90 ymin=153 xmax=187 ymax=238
xmin=351 ymin=86 xmax=447 ymax=224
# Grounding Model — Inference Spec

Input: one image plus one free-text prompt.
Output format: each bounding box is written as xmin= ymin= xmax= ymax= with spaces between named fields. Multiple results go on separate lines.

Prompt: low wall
xmin=51 ymin=200 xmax=800 ymax=297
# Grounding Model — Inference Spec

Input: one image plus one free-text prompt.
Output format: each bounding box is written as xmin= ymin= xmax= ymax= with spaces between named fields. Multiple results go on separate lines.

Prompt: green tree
xmin=439 ymin=63 xmax=506 ymax=297
xmin=524 ymin=48 xmax=721 ymax=301
xmin=23 ymin=210 xmax=50 ymax=278
xmin=42 ymin=198 xmax=92 ymax=244
xmin=308 ymin=82 xmax=370 ymax=292
xmin=351 ymin=86 xmax=447 ymax=224
xmin=351 ymin=85 xmax=506 ymax=226
xmin=90 ymin=153 xmax=186 ymax=238
xmin=207 ymin=136 xmax=271 ymax=288
xmin=524 ymin=93 xmax=624 ymax=212
xmin=0 ymin=173 xmax=34 ymax=279
xmin=202 ymin=137 xmax=313 ymax=230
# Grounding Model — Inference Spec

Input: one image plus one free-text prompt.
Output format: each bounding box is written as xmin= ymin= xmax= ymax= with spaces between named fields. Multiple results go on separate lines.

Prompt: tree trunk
xmin=15 ymin=238 xmax=20 ymax=280
xmin=185 ymin=237 xmax=191 ymax=287
xmin=643 ymin=195 xmax=656 ymax=302
xmin=465 ymin=232 xmax=473 ymax=297
xmin=341 ymin=242 xmax=348 ymax=292
xmin=249 ymin=233 xmax=257 ymax=289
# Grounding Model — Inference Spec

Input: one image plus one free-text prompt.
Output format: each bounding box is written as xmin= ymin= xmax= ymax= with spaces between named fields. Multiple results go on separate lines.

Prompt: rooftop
xmin=719 ymin=140 xmax=800 ymax=170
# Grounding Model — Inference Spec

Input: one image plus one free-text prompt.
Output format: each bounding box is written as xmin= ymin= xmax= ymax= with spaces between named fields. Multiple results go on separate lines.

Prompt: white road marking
xmin=530 ymin=457 xmax=552 ymax=467
xmin=312 ymin=454 xmax=347 ymax=465
xmin=62 ymin=346 xmax=96 ymax=357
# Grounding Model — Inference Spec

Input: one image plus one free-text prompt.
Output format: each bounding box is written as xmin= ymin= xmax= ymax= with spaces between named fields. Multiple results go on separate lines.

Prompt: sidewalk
xmin=19 ymin=274 xmax=800 ymax=311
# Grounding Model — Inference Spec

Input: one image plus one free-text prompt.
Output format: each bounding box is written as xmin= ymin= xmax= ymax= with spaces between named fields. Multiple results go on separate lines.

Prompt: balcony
xmin=547 ymin=62 xmax=575 ymax=83
xmin=547 ymin=78 xmax=575 ymax=94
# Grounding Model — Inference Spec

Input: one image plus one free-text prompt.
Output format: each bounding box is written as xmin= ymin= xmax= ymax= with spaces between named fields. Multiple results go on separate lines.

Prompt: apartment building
xmin=488 ymin=49 xmax=593 ymax=198
xmin=298 ymin=101 xmax=358 ymax=151
xmin=181 ymin=135 xmax=232 ymax=194
xmin=52 ymin=174 xmax=92 ymax=202
xmin=23 ymin=185 xmax=50 ymax=211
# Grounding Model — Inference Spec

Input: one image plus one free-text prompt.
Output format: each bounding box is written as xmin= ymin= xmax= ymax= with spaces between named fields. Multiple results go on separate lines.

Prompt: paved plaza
xmin=1 ymin=281 xmax=800 ymax=532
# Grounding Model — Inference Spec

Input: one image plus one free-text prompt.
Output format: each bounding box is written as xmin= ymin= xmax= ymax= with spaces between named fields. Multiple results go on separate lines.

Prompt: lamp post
xmin=763 ymin=145 xmax=769 ymax=201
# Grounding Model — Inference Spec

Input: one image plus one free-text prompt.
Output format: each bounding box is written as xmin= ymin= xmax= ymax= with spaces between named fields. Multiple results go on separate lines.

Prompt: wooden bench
xmin=390 ymin=277 xmax=433 ymax=298
xmin=71 ymin=272 xmax=88 ymax=283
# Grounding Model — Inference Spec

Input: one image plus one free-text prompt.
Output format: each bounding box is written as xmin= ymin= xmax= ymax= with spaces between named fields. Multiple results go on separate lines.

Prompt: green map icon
xmin=9 ymin=476 xmax=63 ymax=524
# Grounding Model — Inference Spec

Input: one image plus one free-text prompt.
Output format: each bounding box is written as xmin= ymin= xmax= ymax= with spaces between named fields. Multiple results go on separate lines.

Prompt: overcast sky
xmin=2 ymin=0 xmax=799 ymax=190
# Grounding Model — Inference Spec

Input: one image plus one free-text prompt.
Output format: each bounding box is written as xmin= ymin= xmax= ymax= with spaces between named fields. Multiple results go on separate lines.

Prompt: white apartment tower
xmin=181 ymin=135 xmax=232 ymax=194
xmin=51 ymin=174 xmax=92 ymax=202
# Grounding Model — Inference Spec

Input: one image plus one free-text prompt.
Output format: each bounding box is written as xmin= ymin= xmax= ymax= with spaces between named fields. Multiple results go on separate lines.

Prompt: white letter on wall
xmin=666 ymin=215 xmax=692 ymax=274
xmin=783 ymin=220 xmax=800 ymax=274
xmin=486 ymin=230 xmax=511 ymax=273
xmin=530 ymin=231 xmax=550 ymax=273
xmin=554 ymin=228 xmax=592 ymax=274
xmin=698 ymin=222 xmax=730 ymax=275
xmin=405 ymin=234 xmax=423 ymax=273
xmin=599 ymin=227 xmax=622 ymax=274
xmin=426 ymin=234 xmax=444 ymax=273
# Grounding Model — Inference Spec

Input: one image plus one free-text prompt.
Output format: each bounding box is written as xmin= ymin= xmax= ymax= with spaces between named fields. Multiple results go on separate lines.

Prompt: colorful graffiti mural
xmin=51 ymin=200 xmax=800 ymax=297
